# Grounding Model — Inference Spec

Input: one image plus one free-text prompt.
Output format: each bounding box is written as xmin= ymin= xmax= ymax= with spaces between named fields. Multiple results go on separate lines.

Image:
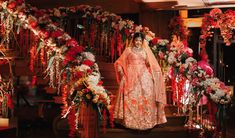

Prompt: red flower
xmin=124 ymin=28 xmax=130 ymax=36
xmin=75 ymin=71 xmax=84 ymax=78
xmin=87 ymin=69 xmax=93 ymax=74
xmin=74 ymin=46 xmax=84 ymax=53
xmin=179 ymin=65 xmax=185 ymax=73
xmin=7 ymin=1 xmax=17 ymax=9
xmin=28 ymin=19 xmax=38 ymax=29
xmin=83 ymin=88 xmax=90 ymax=93
xmin=39 ymin=30 xmax=50 ymax=39
xmin=82 ymin=59 xmax=94 ymax=67
xmin=206 ymin=87 xmax=213 ymax=94
xmin=98 ymin=80 xmax=103 ymax=86
xmin=4 ymin=94 xmax=14 ymax=109
xmin=66 ymin=39 xmax=78 ymax=47
xmin=151 ymin=37 xmax=159 ymax=45
xmin=51 ymin=30 xmax=63 ymax=38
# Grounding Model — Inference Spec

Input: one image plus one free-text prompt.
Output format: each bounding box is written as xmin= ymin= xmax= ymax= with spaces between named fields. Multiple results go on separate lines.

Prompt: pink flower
xmin=206 ymin=87 xmax=212 ymax=94
xmin=184 ymin=47 xmax=193 ymax=57
xmin=158 ymin=51 xmax=164 ymax=59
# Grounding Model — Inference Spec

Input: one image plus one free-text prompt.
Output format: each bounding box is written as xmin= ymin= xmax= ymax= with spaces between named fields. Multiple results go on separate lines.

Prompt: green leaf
xmin=36 ymin=42 xmax=44 ymax=54
xmin=47 ymin=56 xmax=55 ymax=70
xmin=77 ymin=24 xmax=84 ymax=29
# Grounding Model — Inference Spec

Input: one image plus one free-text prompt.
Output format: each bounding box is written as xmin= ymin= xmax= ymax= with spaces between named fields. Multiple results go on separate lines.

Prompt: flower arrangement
xmin=0 ymin=75 xmax=13 ymax=118
xmin=200 ymin=8 xmax=235 ymax=53
xmin=169 ymin=16 xmax=188 ymax=41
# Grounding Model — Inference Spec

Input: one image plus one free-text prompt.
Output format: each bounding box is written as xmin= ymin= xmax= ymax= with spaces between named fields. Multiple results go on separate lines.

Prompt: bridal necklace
xmin=132 ymin=46 xmax=142 ymax=52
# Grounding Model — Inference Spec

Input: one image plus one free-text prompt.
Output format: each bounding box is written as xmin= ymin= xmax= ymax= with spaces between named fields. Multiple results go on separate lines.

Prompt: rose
xmin=82 ymin=59 xmax=94 ymax=67
xmin=51 ymin=30 xmax=63 ymax=38
xmin=66 ymin=39 xmax=78 ymax=47
xmin=7 ymin=1 xmax=17 ymax=9
xmin=75 ymin=71 xmax=84 ymax=78
xmin=28 ymin=19 xmax=38 ymax=28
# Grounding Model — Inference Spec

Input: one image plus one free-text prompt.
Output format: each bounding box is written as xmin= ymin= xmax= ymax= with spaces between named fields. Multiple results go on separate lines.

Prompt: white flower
xmin=215 ymin=89 xmax=225 ymax=97
xmin=79 ymin=64 xmax=90 ymax=72
xmin=54 ymin=8 xmax=61 ymax=17
xmin=135 ymin=25 xmax=142 ymax=32
xmin=118 ymin=20 xmax=126 ymax=30
xmin=186 ymin=57 xmax=196 ymax=64
xmin=87 ymin=77 xmax=99 ymax=88
xmin=81 ymin=52 xmax=95 ymax=62
xmin=158 ymin=39 xmax=169 ymax=46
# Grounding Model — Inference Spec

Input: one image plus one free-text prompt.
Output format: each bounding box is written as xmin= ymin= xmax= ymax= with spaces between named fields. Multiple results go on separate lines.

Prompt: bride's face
xmin=134 ymin=37 xmax=143 ymax=48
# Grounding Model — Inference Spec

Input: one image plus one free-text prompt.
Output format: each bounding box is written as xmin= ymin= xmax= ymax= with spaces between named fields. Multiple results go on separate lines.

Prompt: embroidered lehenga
xmin=114 ymin=42 xmax=167 ymax=130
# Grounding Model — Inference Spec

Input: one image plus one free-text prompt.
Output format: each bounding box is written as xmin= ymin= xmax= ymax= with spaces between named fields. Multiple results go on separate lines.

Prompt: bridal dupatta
xmin=114 ymin=40 xmax=166 ymax=104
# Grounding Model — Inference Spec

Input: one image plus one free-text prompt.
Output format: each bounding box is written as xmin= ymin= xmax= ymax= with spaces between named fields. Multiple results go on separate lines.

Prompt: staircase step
xmin=100 ymin=126 xmax=200 ymax=138
xmin=165 ymin=115 xmax=188 ymax=127
xmin=102 ymin=80 xmax=118 ymax=87
xmin=100 ymin=71 xmax=116 ymax=80
xmin=97 ymin=62 xmax=115 ymax=71
xmin=165 ymin=105 xmax=178 ymax=115
xmin=96 ymin=55 xmax=110 ymax=62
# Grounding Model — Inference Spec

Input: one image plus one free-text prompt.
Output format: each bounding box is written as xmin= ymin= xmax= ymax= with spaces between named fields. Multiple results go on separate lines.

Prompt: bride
xmin=114 ymin=32 xmax=167 ymax=130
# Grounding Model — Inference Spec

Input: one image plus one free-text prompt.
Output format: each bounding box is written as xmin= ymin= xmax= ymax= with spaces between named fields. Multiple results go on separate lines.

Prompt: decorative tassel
xmin=61 ymin=84 xmax=69 ymax=116
xmin=29 ymin=44 xmax=36 ymax=72
xmin=40 ymin=46 xmax=46 ymax=66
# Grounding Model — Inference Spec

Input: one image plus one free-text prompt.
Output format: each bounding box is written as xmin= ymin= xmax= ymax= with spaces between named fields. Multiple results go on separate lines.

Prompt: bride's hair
xmin=133 ymin=32 xmax=145 ymax=40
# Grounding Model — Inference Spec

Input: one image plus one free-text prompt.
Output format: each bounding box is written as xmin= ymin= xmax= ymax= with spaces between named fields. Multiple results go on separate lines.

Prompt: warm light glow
xmin=142 ymin=0 xmax=177 ymax=2
xmin=207 ymin=0 xmax=235 ymax=3
xmin=184 ymin=18 xmax=202 ymax=28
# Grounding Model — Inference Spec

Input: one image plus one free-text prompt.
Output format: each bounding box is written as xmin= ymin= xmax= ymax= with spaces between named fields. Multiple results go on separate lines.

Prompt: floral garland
xmin=0 ymin=0 xmax=111 ymax=136
xmin=200 ymin=8 xmax=235 ymax=52
xmin=149 ymin=36 xmax=231 ymax=133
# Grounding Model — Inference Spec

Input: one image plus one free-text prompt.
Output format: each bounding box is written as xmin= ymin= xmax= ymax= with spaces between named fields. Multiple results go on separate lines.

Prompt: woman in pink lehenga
xmin=114 ymin=32 xmax=167 ymax=130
